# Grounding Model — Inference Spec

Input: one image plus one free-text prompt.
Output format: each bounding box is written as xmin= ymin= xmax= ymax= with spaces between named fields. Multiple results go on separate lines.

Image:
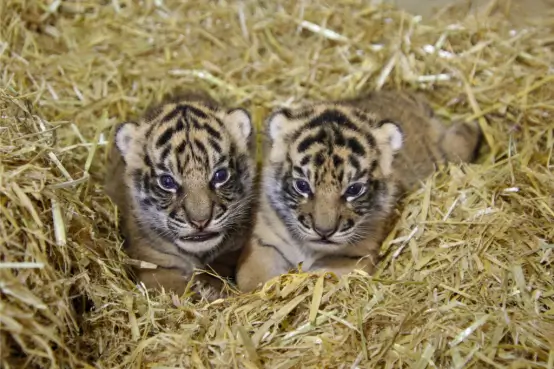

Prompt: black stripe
xmin=333 ymin=127 xmax=346 ymax=146
xmin=204 ymin=124 xmax=222 ymax=140
xmin=278 ymin=107 xmax=314 ymax=121
xmin=276 ymin=108 xmax=293 ymax=120
xmin=175 ymin=118 xmax=185 ymax=132
xmin=292 ymin=166 xmax=304 ymax=175
xmin=297 ymin=130 xmax=324 ymax=153
xmin=349 ymin=155 xmax=360 ymax=171
xmin=352 ymin=110 xmax=372 ymax=123
xmin=176 ymin=141 xmax=186 ymax=154
xmin=175 ymin=151 xmax=182 ymax=171
xmin=189 ymin=116 xmax=201 ymax=129
xmin=183 ymin=105 xmax=209 ymax=119
xmin=194 ymin=139 xmax=208 ymax=157
xmin=369 ymin=160 xmax=377 ymax=173
xmin=182 ymin=114 xmax=192 ymax=133
xmin=314 ymin=152 xmax=325 ymax=166
xmin=351 ymin=169 xmax=368 ymax=181
xmin=229 ymin=143 xmax=237 ymax=159
xmin=215 ymin=155 xmax=229 ymax=167
xmin=356 ymin=169 xmax=369 ymax=178
xmin=364 ymin=132 xmax=376 ymax=148
xmin=307 ymin=110 xmax=358 ymax=131
xmin=161 ymin=107 xmax=182 ymax=123
xmin=208 ymin=138 xmax=222 ymax=153
xmin=144 ymin=150 xmax=153 ymax=168
xmin=156 ymin=163 xmax=169 ymax=172
xmin=282 ymin=178 xmax=301 ymax=204
xmin=142 ymin=173 xmax=151 ymax=193
xmin=346 ymin=137 xmax=365 ymax=156
xmin=160 ymin=146 xmax=171 ymax=162
xmin=156 ymin=126 xmax=174 ymax=147
xmin=145 ymin=124 xmax=155 ymax=139
xmin=332 ymin=155 xmax=343 ymax=167
xmin=213 ymin=116 xmax=225 ymax=128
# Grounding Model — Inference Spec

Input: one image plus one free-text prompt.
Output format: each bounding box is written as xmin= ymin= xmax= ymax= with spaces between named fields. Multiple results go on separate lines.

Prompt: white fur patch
xmin=373 ymin=121 xmax=404 ymax=176
xmin=379 ymin=122 xmax=403 ymax=152
xmin=267 ymin=110 xmax=289 ymax=142
xmin=226 ymin=108 xmax=252 ymax=141
xmin=115 ymin=122 xmax=138 ymax=157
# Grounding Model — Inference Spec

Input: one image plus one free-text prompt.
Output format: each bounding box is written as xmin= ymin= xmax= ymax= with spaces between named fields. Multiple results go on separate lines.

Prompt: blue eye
xmin=293 ymin=179 xmax=311 ymax=195
xmin=212 ymin=168 xmax=230 ymax=186
xmin=158 ymin=175 xmax=178 ymax=191
xmin=345 ymin=183 xmax=365 ymax=199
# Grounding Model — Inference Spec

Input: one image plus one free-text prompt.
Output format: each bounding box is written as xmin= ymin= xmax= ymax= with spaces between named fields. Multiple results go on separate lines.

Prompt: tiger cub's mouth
xmin=180 ymin=232 xmax=220 ymax=242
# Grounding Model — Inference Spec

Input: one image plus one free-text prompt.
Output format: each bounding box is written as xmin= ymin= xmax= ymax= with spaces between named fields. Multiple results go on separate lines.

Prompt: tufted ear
xmin=115 ymin=122 xmax=139 ymax=161
xmin=372 ymin=120 xmax=404 ymax=176
xmin=266 ymin=108 xmax=292 ymax=143
xmin=225 ymin=108 xmax=252 ymax=145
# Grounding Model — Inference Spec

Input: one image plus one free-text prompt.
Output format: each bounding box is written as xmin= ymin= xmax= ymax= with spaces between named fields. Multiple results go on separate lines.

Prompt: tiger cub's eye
xmin=293 ymin=179 xmax=311 ymax=196
xmin=158 ymin=175 xmax=178 ymax=191
xmin=344 ymin=183 xmax=366 ymax=200
xmin=212 ymin=168 xmax=230 ymax=187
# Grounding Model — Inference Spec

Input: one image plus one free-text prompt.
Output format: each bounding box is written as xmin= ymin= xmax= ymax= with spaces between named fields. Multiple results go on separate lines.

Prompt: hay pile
xmin=1 ymin=0 xmax=553 ymax=368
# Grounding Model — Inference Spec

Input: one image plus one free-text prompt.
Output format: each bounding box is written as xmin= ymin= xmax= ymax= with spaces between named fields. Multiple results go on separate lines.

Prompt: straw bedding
xmin=1 ymin=0 xmax=553 ymax=368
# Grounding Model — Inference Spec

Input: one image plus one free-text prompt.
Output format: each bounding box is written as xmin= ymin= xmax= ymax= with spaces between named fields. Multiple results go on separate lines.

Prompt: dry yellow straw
xmin=1 ymin=0 xmax=553 ymax=368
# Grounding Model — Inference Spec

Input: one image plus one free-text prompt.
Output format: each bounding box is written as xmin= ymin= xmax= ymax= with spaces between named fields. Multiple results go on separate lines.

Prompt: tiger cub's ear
xmin=266 ymin=108 xmax=293 ymax=143
xmin=225 ymin=108 xmax=252 ymax=150
xmin=266 ymin=108 xmax=302 ymax=163
xmin=264 ymin=108 xmax=296 ymax=163
xmin=115 ymin=122 xmax=139 ymax=162
xmin=373 ymin=120 xmax=404 ymax=176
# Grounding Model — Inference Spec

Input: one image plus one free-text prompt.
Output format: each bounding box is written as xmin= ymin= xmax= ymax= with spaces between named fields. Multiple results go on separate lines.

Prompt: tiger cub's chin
xmin=105 ymin=90 xmax=257 ymax=300
xmin=236 ymin=90 xmax=483 ymax=293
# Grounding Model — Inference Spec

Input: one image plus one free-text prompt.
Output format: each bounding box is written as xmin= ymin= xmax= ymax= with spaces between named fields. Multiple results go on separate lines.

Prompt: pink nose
xmin=314 ymin=225 xmax=336 ymax=238
xmin=190 ymin=217 xmax=210 ymax=229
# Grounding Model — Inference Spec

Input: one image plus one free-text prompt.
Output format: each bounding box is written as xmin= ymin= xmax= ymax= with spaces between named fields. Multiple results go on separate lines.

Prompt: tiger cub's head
xmin=114 ymin=98 xmax=255 ymax=254
xmin=264 ymin=104 xmax=403 ymax=252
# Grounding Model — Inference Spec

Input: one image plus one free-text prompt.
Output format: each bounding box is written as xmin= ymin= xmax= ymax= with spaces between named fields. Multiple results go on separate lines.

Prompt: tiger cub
xmin=236 ymin=90 xmax=482 ymax=292
xmin=105 ymin=91 xmax=256 ymax=300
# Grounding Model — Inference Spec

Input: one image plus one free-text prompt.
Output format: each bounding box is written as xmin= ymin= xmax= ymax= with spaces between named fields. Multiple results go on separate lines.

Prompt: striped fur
xmin=236 ymin=90 xmax=483 ymax=292
xmin=105 ymin=91 xmax=256 ymax=299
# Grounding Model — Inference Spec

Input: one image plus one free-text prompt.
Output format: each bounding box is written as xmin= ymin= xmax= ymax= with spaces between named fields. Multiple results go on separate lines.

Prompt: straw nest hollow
xmin=0 ymin=0 xmax=553 ymax=368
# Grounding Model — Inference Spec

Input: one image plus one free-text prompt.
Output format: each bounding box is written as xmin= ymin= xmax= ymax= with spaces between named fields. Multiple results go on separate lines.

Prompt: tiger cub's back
xmin=342 ymin=90 xmax=483 ymax=191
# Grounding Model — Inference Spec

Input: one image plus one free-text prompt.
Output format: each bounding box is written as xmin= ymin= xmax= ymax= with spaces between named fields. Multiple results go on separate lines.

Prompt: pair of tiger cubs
xmin=105 ymin=89 xmax=482 ymax=300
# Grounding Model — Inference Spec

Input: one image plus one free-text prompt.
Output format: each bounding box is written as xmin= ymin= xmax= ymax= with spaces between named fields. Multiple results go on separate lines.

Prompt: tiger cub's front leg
xmin=309 ymin=253 xmax=378 ymax=277
xmin=236 ymin=238 xmax=292 ymax=293
xmin=135 ymin=267 xmax=228 ymax=302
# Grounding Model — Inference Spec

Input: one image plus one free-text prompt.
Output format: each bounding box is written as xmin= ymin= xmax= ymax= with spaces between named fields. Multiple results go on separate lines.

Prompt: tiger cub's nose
xmin=189 ymin=215 xmax=211 ymax=230
xmin=314 ymin=225 xmax=336 ymax=238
